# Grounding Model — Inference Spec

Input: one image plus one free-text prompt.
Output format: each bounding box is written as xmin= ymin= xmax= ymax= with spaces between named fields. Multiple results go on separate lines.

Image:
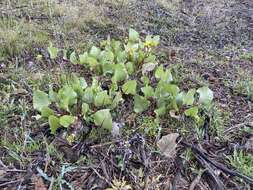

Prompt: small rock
xmin=112 ymin=122 xmax=124 ymax=137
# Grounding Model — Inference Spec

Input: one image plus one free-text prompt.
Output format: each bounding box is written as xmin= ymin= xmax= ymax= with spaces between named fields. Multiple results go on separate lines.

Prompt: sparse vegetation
xmin=234 ymin=69 xmax=253 ymax=101
xmin=240 ymin=52 xmax=253 ymax=62
xmin=35 ymin=30 xmax=213 ymax=140
xmin=1 ymin=0 xmax=253 ymax=189
xmin=228 ymin=150 xmax=253 ymax=178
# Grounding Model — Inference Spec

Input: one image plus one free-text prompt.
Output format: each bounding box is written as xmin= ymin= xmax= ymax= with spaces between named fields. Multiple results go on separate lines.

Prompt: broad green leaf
xmin=83 ymin=87 xmax=94 ymax=104
xmin=137 ymin=50 xmax=145 ymax=64
xmin=129 ymin=28 xmax=139 ymax=42
xmin=134 ymin=95 xmax=150 ymax=113
xmin=94 ymin=91 xmax=112 ymax=107
xmin=155 ymin=66 xmax=173 ymax=83
xmin=49 ymin=86 xmax=58 ymax=102
xmin=69 ymin=74 xmax=88 ymax=95
xmin=156 ymin=98 xmax=166 ymax=108
xmin=155 ymin=105 xmax=166 ymax=117
xmin=58 ymin=86 xmax=77 ymax=111
xmin=111 ymin=40 xmax=121 ymax=52
xmin=183 ymin=89 xmax=196 ymax=106
xmin=113 ymin=64 xmax=128 ymax=82
xmin=122 ymin=80 xmax=137 ymax=95
xmin=144 ymin=54 xmax=156 ymax=63
xmin=63 ymin=49 xmax=67 ymax=60
xmin=125 ymin=42 xmax=139 ymax=52
xmin=82 ymin=102 xmax=89 ymax=119
xmin=172 ymin=98 xmax=179 ymax=111
xmin=176 ymin=91 xmax=186 ymax=106
xmin=162 ymin=70 xmax=173 ymax=83
xmin=93 ymin=109 xmax=112 ymax=130
xmin=154 ymin=85 xmax=162 ymax=99
xmin=155 ymin=65 xmax=164 ymax=79
xmin=197 ymin=87 xmax=213 ymax=105
xmin=100 ymin=50 xmax=114 ymax=65
xmin=41 ymin=107 xmax=54 ymax=118
xmin=60 ymin=115 xmax=76 ymax=128
xmin=91 ymin=77 xmax=100 ymax=90
xmin=141 ymin=76 xmax=150 ymax=86
xmin=47 ymin=42 xmax=59 ymax=59
xmin=48 ymin=115 xmax=60 ymax=135
xmin=141 ymin=86 xmax=154 ymax=98
xmin=70 ymin=51 xmax=78 ymax=65
xmin=102 ymin=63 xmax=115 ymax=75
xmin=110 ymin=92 xmax=123 ymax=109
xmin=33 ymin=90 xmax=50 ymax=111
xmin=87 ymin=56 xmax=98 ymax=69
xmin=60 ymin=74 xmax=67 ymax=83
xmin=165 ymin=84 xmax=179 ymax=97
xmin=79 ymin=77 xmax=88 ymax=89
xmin=110 ymin=81 xmax=118 ymax=93
xmin=184 ymin=106 xmax=199 ymax=121
xmin=79 ymin=52 xmax=88 ymax=64
xmin=116 ymin=51 xmax=127 ymax=63
xmin=70 ymin=76 xmax=87 ymax=95
xmin=90 ymin=46 xmax=101 ymax=58
xmin=155 ymin=82 xmax=179 ymax=98
xmin=125 ymin=62 xmax=134 ymax=75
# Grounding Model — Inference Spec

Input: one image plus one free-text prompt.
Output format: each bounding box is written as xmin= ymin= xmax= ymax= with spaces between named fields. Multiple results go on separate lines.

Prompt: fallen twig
xmin=224 ymin=122 xmax=253 ymax=134
xmin=0 ymin=160 xmax=7 ymax=168
xmin=195 ymin=155 xmax=225 ymax=190
xmin=189 ymin=169 xmax=205 ymax=190
xmin=181 ymin=141 xmax=253 ymax=185
xmin=171 ymin=156 xmax=184 ymax=190
xmin=0 ymin=179 xmax=22 ymax=188
xmin=5 ymin=169 xmax=26 ymax=173
xmin=91 ymin=167 xmax=112 ymax=187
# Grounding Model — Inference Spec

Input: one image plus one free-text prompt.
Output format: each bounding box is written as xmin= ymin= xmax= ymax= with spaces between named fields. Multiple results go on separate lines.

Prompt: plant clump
xmin=33 ymin=29 xmax=214 ymax=141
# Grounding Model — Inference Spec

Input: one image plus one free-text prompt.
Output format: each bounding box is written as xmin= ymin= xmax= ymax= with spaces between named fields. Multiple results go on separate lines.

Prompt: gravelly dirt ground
xmin=0 ymin=0 xmax=253 ymax=189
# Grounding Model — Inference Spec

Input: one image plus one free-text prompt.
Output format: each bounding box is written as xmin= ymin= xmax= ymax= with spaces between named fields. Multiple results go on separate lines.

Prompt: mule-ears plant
xmin=33 ymin=74 xmax=123 ymax=138
xmin=40 ymin=29 xmax=214 ymax=138
xmin=68 ymin=29 xmax=213 ymax=122
xmin=68 ymin=29 xmax=160 ymax=82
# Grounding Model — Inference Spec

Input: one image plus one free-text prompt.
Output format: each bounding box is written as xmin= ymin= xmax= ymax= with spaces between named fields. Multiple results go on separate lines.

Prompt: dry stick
xmin=5 ymin=169 xmax=26 ymax=173
xmin=224 ymin=122 xmax=253 ymax=134
xmin=195 ymin=155 xmax=225 ymax=190
xmin=101 ymin=160 xmax=110 ymax=181
xmin=0 ymin=179 xmax=22 ymax=188
xmin=171 ymin=156 xmax=184 ymax=190
xmin=48 ymin=177 xmax=55 ymax=190
xmin=181 ymin=141 xmax=253 ymax=185
xmin=95 ymin=150 xmax=143 ymax=189
xmin=189 ymin=169 xmax=205 ymax=190
xmin=0 ymin=159 xmax=7 ymax=168
xmin=91 ymin=167 xmax=113 ymax=187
